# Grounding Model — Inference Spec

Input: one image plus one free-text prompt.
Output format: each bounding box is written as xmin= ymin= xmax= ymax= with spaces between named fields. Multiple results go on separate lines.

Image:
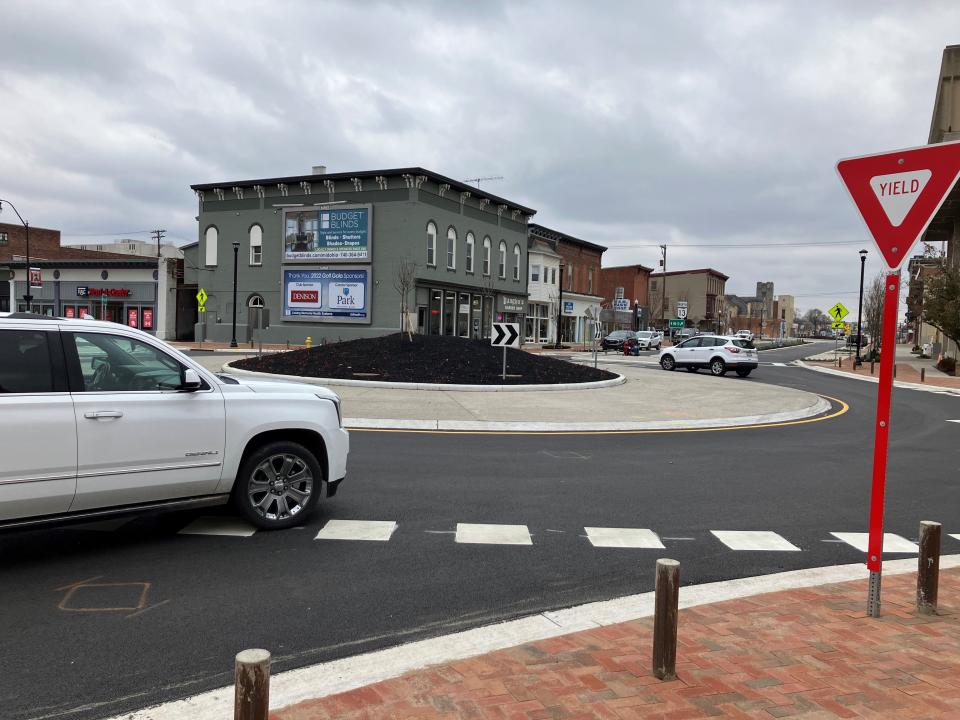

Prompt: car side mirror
xmin=180 ymin=368 xmax=203 ymax=392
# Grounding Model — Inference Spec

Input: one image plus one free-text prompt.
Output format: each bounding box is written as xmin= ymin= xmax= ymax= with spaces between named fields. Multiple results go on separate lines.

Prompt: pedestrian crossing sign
xmin=196 ymin=288 xmax=208 ymax=308
xmin=828 ymin=302 xmax=849 ymax=321
xmin=831 ymin=320 xmax=845 ymax=330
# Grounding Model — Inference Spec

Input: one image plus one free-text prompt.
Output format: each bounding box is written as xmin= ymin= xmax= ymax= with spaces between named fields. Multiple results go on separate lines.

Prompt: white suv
xmin=657 ymin=335 xmax=758 ymax=377
xmin=0 ymin=313 xmax=349 ymax=530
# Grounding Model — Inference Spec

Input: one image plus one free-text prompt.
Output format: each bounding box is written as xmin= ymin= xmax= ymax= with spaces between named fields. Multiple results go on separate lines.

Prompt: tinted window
xmin=677 ymin=339 xmax=698 ymax=348
xmin=0 ymin=330 xmax=54 ymax=393
xmin=732 ymin=339 xmax=755 ymax=349
xmin=72 ymin=333 xmax=184 ymax=392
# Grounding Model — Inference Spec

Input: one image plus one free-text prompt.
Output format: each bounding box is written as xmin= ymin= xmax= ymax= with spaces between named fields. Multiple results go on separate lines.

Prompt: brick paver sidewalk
xmin=274 ymin=568 xmax=960 ymax=719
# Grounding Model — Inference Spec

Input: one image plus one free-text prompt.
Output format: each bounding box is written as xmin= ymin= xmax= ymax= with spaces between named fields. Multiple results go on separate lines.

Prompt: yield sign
xmin=836 ymin=140 xmax=960 ymax=269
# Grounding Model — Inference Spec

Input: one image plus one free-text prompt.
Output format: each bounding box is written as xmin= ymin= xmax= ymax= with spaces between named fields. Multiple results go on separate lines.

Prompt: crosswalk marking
xmin=455 ymin=523 xmax=532 ymax=545
xmin=950 ymin=534 xmax=960 ymax=542
xmin=315 ymin=519 xmax=397 ymax=542
xmin=771 ymin=362 xmax=788 ymax=366
xmin=584 ymin=527 xmax=665 ymax=549
xmin=178 ymin=516 xmax=258 ymax=537
xmin=711 ymin=530 xmax=801 ymax=551
xmin=829 ymin=532 xmax=918 ymax=553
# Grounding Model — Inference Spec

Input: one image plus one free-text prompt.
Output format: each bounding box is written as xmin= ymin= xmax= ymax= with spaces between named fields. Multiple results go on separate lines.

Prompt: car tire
xmin=660 ymin=355 xmax=676 ymax=371
xmin=686 ymin=366 xmax=698 ymax=373
xmin=736 ymin=367 xmax=752 ymax=377
xmin=233 ymin=440 xmax=322 ymax=529
xmin=710 ymin=358 xmax=727 ymax=376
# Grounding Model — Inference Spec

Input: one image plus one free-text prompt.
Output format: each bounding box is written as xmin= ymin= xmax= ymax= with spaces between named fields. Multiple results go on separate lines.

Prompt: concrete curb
xmin=343 ymin=395 xmax=832 ymax=432
xmin=220 ymin=361 xmax=627 ymax=392
xmin=106 ymin=554 xmax=960 ymax=720
xmin=797 ymin=360 xmax=960 ymax=396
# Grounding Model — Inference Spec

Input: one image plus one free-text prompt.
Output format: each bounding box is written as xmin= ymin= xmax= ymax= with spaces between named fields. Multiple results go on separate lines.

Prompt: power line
xmin=60 ymin=229 xmax=155 ymax=237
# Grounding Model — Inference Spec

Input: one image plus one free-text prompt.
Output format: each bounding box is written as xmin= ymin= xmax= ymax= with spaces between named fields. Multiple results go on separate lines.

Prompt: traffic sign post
xmin=836 ymin=140 xmax=960 ymax=617
xmin=491 ymin=322 xmax=520 ymax=381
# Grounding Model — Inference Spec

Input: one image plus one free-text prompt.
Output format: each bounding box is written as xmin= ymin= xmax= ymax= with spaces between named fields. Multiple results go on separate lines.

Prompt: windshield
xmin=636 ymin=331 xmax=653 ymax=338
xmin=608 ymin=331 xmax=632 ymax=339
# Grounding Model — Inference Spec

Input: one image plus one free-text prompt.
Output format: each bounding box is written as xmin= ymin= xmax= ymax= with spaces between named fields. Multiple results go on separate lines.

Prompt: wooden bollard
xmin=917 ymin=521 xmax=941 ymax=615
xmin=235 ymin=649 xmax=271 ymax=720
xmin=652 ymin=559 xmax=680 ymax=681
xmin=893 ymin=364 xmax=897 ymax=379
xmin=838 ymin=357 xmax=843 ymax=368
xmin=921 ymin=368 xmax=926 ymax=383
xmin=870 ymin=360 xmax=875 ymax=374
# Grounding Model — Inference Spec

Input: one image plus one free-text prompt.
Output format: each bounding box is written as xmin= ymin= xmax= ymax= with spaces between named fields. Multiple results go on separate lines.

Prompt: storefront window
xmin=429 ymin=290 xmax=442 ymax=334
xmin=457 ymin=293 xmax=470 ymax=337
xmin=443 ymin=291 xmax=456 ymax=335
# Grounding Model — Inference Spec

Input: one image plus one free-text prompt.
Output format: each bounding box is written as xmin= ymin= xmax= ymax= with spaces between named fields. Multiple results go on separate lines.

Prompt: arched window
xmin=249 ymin=224 xmax=263 ymax=266
xmin=482 ymin=236 xmax=491 ymax=276
xmin=247 ymin=294 xmax=265 ymax=308
xmin=513 ymin=244 xmax=521 ymax=281
xmin=426 ymin=222 xmax=437 ymax=266
xmin=204 ymin=226 xmax=218 ymax=266
xmin=465 ymin=232 xmax=475 ymax=273
xmin=498 ymin=241 xmax=507 ymax=279
xmin=446 ymin=227 xmax=457 ymax=269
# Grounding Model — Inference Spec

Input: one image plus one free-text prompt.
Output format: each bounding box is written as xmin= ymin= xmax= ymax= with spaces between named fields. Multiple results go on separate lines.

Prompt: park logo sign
xmin=836 ymin=139 xmax=960 ymax=269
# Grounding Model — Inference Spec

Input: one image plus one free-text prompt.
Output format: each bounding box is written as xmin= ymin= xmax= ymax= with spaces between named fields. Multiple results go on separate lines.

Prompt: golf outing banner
xmin=282 ymin=267 xmax=371 ymax=323
xmin=282 ymin=204 xmax=372 ymax=262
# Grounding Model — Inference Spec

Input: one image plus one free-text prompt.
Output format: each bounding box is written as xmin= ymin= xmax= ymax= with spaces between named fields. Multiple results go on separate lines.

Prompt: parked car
xmin=673 ymin=327 xmax=698 ymax=343
xmin=623 ymin=330 xmax=663 ymax=354
xmin=658 ymin=335 xmax=758 ymax=377
xmin=735 ymin=330 xmax=754 ymax=342
xmin=0 ymin=312 xmax=349 ymax=530
xmin=601 ymin=330 xmax=636 ymax=352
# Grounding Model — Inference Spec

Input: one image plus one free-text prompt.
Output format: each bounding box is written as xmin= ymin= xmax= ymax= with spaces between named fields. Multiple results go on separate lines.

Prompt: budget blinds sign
xmin=282 ymin=267 xmax=371 ymax=323
xmin=283 ymin=204 xmax=372 ymax=262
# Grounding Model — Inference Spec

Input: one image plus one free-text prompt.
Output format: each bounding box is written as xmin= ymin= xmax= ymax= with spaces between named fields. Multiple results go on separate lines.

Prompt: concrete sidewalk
xmin=802 ymin=342 xmax=960 ymax=392
xmin=273 ymin=564 xmax=960 ymax=720
xmin=202 ymin=355 xmax=832 ymax=431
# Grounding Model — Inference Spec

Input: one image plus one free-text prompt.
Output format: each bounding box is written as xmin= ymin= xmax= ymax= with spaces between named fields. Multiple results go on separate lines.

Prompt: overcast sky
xmin=1 ymin=1 xmax=956 ymax=314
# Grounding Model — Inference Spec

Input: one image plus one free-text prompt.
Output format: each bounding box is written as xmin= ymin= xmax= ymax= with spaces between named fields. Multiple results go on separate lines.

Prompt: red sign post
xmin=837 ymin=140 xmax=960 ymax=616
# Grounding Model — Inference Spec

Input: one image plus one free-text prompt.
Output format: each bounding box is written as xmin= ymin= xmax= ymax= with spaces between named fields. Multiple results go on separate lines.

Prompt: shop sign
xmin=563 ymin=301 xmax=574 ymax=314
xmin=613 ymin=299 xmax=630 ymax=311
xmin=142 ymin=308 xmax=154 ymax=330
xmin=282 ymin=266 xmax=371 ymax=324
xmin=77 ymin=287 xmax=131 ymax=298
xmin=283 ymin=204 xmax=372 ymax=262
xmin=127 ymin=308 xmax=139 ymax=328
xmin=499 ymin=296 xmax=526 ymax=313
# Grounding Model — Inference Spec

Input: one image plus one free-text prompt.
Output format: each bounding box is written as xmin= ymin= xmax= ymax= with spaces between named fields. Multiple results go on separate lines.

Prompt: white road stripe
xmin=315 ymin=520 xmax=397 ymax=542
xmin=771 ymin=362 xmax=787 ymax=367
xmin=584 ymin=527 xmax=665 ymax=549
xmin=829 ymin=532 xmax=918 ymax=553
xmin=711 ymin=530 xmax=801 ymax=552
xmin=178 ymin=517 xmax=258 ymax=537
xmin=950 ymin=534 xmax=960 ymax=542
xmin=947 ymin=419 xmax=960 ymax=424
xmin=455 ymin=523 xmax=532 ymax=545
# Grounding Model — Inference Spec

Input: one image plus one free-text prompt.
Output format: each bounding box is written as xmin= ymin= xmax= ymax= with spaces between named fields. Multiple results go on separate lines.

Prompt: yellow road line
xmin=348 ymin=394 xmax=849 ymax=436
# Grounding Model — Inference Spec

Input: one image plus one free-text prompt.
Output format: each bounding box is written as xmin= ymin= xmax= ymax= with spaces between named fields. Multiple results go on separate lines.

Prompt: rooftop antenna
xmin=464 ymin=175 xmax=504 ymax=189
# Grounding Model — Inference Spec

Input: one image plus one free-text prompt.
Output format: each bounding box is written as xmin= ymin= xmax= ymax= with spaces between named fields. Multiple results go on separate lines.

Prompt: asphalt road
xmin=2 ymin=346 xmax=959 ymax=719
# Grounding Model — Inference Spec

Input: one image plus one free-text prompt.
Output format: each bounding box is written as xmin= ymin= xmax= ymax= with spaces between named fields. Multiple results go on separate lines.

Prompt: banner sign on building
xmin=29 ymin=268 xmax=42 ymax=289
xmin=282 ymin=267 xmax=371 ymax=323
xmin=142 ymin=308 xmax=154 ymax=330
xmin=563 ymin=301 xmax=574 ymax=314
xmin=282 ymin=205 xmax=372 ymax=262
xmin=127 ymin=308 xmax=139 ymax=328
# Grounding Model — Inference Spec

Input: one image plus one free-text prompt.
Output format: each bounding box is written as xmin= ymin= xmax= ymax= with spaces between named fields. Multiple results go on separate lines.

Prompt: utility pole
xmin=152 ymin=228 xmax=166 ymax=258
xmin=659 ymin=244 xmax=667 ymax=335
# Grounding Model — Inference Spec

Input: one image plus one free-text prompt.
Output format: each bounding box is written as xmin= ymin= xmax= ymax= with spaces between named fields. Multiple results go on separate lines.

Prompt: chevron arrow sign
xmin=491 ymin=322 xmax=520 ymax=348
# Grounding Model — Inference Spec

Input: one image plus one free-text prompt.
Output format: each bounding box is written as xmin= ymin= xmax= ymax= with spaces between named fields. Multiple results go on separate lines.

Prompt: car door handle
xmin=84 ymin=411 xmax=124 ymax=419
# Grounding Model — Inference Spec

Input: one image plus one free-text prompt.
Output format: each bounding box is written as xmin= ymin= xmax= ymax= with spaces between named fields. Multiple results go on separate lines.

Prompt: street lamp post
xmin=0 ymin=199 xmax=32 ymax=309
xmin=855 ymin=249 xmax=868 ymax=366
xmin=230 ymin=240 xmax=240 ymax=348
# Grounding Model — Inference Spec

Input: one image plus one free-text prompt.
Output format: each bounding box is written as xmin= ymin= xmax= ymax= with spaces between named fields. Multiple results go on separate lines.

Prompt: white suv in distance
xmin=633 ymin=330 xmax=662 ymax=350
xmin=735 ymin=330 xmax=754 ymax=342
xmin=658 ymin=335 xmax=758 ymax=377
xmin=0 ymin=313 xmax=349 ymax=530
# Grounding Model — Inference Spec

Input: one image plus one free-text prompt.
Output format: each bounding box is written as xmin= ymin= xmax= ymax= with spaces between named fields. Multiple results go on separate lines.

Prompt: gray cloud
xmin=0 ymin=0 xmax=955 ymax=312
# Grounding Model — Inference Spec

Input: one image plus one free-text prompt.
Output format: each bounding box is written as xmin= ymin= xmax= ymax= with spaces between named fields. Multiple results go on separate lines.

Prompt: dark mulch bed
xmin=232 ymin=333 xmax=617 ymax=385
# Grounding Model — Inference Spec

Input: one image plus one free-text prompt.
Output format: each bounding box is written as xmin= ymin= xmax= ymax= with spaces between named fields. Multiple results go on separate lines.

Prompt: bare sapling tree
xmin=394 ymin=258 xmax=416 ymax=341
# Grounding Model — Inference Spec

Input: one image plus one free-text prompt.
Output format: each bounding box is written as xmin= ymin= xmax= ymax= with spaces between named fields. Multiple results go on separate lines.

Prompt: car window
xmin=677 ymin=339 xmax=698 ymax=348
xmin=0 ymin=329 xmax=54 ymax=393
xmin=732 ymin=339 xmax=755 ymax=349
xmin=71 ymin=332 xmax=185 ymax=392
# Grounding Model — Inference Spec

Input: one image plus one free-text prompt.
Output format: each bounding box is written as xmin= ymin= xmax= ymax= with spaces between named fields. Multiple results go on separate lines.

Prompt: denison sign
xmin=282 ymin=267 xmax=371 ymax=323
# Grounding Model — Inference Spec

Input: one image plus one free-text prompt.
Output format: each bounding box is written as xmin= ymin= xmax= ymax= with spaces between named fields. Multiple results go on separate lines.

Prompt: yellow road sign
xmin=831 ymin=320 xmax=846 ymax=330
xmin=828 ymin=302 xmax=849 ymax=321
xmin=196 ymin=288 xmax=208 ymax=307
xmin=199 ymin=306 xmax=206 ymax=313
